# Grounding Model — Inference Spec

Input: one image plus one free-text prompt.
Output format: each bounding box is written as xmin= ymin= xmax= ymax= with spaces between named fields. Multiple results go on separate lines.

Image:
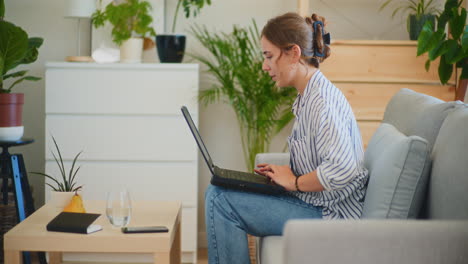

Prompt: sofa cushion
xmin=362 ymin=123 xmax=431 ymax=219
xmin=383 ymin=88 xmax=458 ymax=149
xmin=259 ymin=236 xmax=283 ymax=264
xmin=426 ymin=105 xmax=468 ymax=219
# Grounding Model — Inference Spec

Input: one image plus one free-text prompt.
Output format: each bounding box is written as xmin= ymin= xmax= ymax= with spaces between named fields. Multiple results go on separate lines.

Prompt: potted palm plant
xmin=156 ymin=0 xmax=211 ymax=63
xmin=92 ymin=0 xmax=156 ymax=63
xmin=190 ymin=22 xmax=296 ymax=172
xmin=417 ymin=0 xmax=468 ymax=101
xmin=379 ymin=0 xmax=441 ymax=40
xmin=31 ymin=136 xmax=83 ymax=208
xmin=0 ymin=0 xmax=43 ymax=141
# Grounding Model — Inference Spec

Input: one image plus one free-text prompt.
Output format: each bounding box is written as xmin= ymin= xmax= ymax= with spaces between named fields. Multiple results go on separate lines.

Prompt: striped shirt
xmin=288 ymin=70 xmax=369 ymax=219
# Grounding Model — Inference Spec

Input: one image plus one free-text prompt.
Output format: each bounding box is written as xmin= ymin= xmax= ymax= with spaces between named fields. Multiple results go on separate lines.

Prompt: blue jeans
xmin=205 ymin=185 xmax=323 ymax=264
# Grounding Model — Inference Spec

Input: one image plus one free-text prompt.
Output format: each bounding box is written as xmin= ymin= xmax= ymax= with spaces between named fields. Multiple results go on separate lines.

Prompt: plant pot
xmin=0 ymin=93 xmax=24 ymax=141
xmin=409 ymin=14 xmax=435 ymax=41
xmin=156 ymin=34 xmax=186 ymax=63
xmin=456 ymin=78 xmax=468 ymax=101
xmin=49 ymin=191 xmax=75 ymax=209
xmin=120 ymin=38 xmax=144 ymax=63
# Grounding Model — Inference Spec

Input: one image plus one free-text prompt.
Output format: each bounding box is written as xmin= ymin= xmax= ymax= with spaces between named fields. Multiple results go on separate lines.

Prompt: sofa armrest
xmin=283 ymin=220 xmax=468 ymax=264
xmin=255 ymin=153 xmax=290 ymax=167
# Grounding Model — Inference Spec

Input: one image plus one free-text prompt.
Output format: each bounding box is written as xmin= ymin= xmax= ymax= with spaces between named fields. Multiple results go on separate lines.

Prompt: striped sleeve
xmin=314 ymin=102 xmax=358 ymax=191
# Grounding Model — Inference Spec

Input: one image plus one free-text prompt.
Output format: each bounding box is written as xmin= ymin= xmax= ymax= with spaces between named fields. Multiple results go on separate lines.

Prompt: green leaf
xmin=428 ymin=40 xmax=448 ymax=61
xmin=447 ymin=45 xmax=466 ymax=64
xmin=51 ymin=136 xmax=67 ymax=187
xmin=6 ymin=75 xmax=40 ymax=91
xmin=461 ymin=26 xmax=468 ymax=52
xmin=0 ymin=21 xmax=28 ymax=75
xmin=425 ymin=59 xmax=431 ymax=71
xmin=379 ymin=0 xmax=393 ymax=12
xmin=449 ymin=7 xmax=466 ymax=40
xmin=444 ymin=39 xmax=459 ymax=63
xmin=417 ymin=20 xmax=435 ymax=56
xmin=24 ymin=76 xmax=40 ymax=81
xmin=0 ymin=0 xmax=4 ymax=19
xmin=437 ymin=0 xmax=458 ymax=30
xmin=0 ymin=55 xmax=4 ymax=88
xmin=3 ymin=70 xmax=27 ymax=80
xmin=20 ymin=37 xmax=43 ymax=65
xmin=172 ymin=0 xmax=212 ymax=32
xmin=30 ymin=172 xmax=62 ymax=189
xmin=68 ymin=151 xmax=82 ymax=186
xmin=438 ymin=54 xmax=454 ymax=84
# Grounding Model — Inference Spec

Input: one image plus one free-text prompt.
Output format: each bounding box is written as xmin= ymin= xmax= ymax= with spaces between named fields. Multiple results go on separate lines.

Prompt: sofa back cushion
xmin=426 ymin=105 xmax=468 ymax=219
xmin=362 ymin=123 xmax=431 ymax=218
xmin=383 ymin=88 xmax=458 ymax=149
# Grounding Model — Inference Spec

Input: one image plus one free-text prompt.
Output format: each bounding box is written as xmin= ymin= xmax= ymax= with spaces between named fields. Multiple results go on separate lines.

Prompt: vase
xmin=0 ymin=93 xmax=24 ymax=141
xmin=155 ymin=34 xmax=186 ymax=63
xmin=120 ymin=37 xmax=144 ymax=63
xmin=409 ymin=14 xmax=435 ymax=41
xmin=49 ymin=191 xmax=75 ymax=209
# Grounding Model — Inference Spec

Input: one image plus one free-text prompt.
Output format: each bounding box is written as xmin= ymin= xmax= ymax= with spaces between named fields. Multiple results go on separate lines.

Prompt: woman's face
xmin=261 ymin=36 xmax=296 ymax=88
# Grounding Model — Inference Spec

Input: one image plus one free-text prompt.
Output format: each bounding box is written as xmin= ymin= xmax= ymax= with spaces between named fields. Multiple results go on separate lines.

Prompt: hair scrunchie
xmin=312 ymin=20 xmax=331 ymax=58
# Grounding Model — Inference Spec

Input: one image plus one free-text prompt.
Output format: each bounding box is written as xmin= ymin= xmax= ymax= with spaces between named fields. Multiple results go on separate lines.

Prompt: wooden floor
xmin=28 ymin=248 xmax=209 ymax=264
xmin=197 ymin=248 xmax=208 ymax=264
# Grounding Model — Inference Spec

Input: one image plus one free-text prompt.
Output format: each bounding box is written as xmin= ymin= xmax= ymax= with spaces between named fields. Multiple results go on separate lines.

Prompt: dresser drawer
xmin=46 ymin=64 xmax=199 ymax=115
xmin=45 ymin=115 xmax=198 ymax=161
xmin=45 ymin=161 xmax=198 ymax=207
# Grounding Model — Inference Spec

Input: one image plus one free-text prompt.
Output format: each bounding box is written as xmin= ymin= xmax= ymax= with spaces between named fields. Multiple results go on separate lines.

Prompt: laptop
xmin=181 ymin=106 xmax=286 ymax=195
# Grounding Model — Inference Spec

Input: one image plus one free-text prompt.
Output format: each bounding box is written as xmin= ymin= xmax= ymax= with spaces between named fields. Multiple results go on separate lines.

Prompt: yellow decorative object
xmin=63 ymin=193 xmax=86 ymax=213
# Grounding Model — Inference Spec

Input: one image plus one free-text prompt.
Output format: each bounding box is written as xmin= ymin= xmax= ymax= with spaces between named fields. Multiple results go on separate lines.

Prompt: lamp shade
xmin=64 ymin=0 xmax=96 ymax=18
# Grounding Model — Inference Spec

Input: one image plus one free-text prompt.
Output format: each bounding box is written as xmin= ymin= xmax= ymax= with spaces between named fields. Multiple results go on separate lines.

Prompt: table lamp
xmin=64 ymin=0 xmax=96 ymax=62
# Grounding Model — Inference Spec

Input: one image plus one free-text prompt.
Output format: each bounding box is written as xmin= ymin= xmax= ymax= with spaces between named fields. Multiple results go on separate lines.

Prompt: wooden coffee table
xmin=3 ymin=200 xmax=181 ymax=264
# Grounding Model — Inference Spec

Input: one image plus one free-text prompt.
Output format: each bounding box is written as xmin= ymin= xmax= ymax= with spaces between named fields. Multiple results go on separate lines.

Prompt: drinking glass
xmin=106 ymin=189 xmax=132 ymax=228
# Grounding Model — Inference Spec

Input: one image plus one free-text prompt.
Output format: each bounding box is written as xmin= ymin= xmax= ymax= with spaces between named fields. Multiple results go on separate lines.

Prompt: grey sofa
xmin=255 ymin=89 xmax=468 ymax=264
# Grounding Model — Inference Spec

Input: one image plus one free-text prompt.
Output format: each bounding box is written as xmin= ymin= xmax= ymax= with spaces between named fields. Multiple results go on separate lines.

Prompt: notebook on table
xmin=181 ymin=106 xmax=286 ymax=195
xmin=47 ymin=212 xmax=102 ymax=234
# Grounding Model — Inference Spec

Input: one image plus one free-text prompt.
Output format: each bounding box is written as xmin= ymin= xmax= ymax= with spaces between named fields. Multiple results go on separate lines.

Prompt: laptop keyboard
xmin=214 ymin=166 xmax=273 ymax=185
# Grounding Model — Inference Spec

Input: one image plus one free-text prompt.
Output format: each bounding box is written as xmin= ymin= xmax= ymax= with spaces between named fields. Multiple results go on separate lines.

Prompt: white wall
xmin=6 ymin=0 xmax=431 ymax=248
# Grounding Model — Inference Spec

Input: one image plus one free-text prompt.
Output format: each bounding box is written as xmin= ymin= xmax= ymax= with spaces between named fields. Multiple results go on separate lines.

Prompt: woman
xmin=205 ymin=12 xmax=369 ymax=264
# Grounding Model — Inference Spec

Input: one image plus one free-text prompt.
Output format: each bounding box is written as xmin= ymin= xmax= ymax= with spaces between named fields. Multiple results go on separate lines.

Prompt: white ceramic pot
xmin=0 ymin=126 xmax=24 ymax=141
xmin=49 ymin=191 xmax=75 ymax=209
xmin=120 ymin=38 xmax=143 ymax=63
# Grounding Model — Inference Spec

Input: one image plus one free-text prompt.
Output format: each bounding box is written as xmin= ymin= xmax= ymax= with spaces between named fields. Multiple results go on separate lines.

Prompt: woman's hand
xmin=254 ymin=163 xmax=296 ymax=191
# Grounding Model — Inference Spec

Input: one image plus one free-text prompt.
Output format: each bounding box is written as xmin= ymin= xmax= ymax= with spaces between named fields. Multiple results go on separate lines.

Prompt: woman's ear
xmin=290 ymin=44 xmax=302 ymax=62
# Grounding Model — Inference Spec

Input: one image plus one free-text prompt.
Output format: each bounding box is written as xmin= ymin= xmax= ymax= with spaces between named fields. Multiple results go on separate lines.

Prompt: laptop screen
xmin=181 ymin=106 xmax=215 ymax=174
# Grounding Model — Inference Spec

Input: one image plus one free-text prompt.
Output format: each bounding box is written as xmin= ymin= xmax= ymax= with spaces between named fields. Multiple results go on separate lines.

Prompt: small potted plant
xmin=92 ymin=0 xmax=157 ymax=63
xmin=417 ymin=0 xmax=468 ymax=101
xmin=379 ymin=0 xmax=440 ymax=40
xmin=156 ymin=0 xmax=211 ymax=63
xmin=0 ymin=0 xmax=43 ymax=141
xmin=31 ymin=136 xmax=83 ymax=208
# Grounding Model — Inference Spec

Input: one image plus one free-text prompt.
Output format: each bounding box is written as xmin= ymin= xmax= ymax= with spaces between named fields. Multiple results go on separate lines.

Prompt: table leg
xmin=49 ymin=252 xmax=62 ymax=264
xmin=170 ymin=220 xmax=181 ymax=264
xmin=4 ymin=250 xmax=21 ymax=264
xmin=154 ymin=220 xmax=181 ymax=264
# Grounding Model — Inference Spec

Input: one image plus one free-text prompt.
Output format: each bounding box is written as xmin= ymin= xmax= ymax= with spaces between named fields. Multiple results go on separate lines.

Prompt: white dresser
xmin=45 ymin=62 xmax=199 ymax=263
